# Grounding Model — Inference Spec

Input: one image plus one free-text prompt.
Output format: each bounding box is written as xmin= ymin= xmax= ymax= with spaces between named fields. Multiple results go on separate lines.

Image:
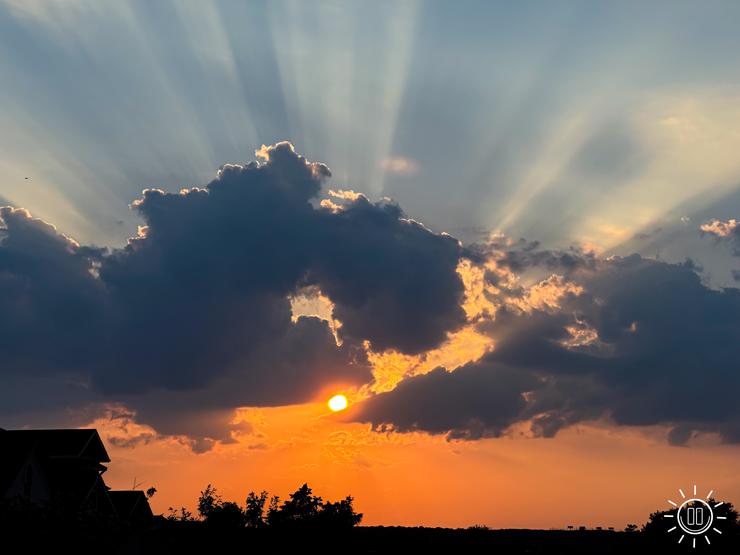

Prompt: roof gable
xmin=0 ymin=429 xmax=111 ymax=463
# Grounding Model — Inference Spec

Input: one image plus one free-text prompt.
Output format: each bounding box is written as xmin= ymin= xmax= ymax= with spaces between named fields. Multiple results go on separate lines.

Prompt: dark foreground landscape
xmin=2 ymin=520 xmax=739 ymax=555
xmin=3 ymin=428 xmax=738 ymax=554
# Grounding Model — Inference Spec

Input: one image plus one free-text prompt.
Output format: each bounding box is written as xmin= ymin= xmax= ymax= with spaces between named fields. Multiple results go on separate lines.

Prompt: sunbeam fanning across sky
xmin=3 ymin=0 xmax=740 ymax=256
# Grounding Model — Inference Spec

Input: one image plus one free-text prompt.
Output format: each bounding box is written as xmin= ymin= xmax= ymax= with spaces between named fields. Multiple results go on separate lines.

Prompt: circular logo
xmin=676 ymin=498 xmax=713 ymax=536
xmin=664 ymin=485 xmax=728 ymax=547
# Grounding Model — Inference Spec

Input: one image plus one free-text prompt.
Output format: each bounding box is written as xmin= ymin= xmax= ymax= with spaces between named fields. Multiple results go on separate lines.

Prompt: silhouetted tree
xmin=197 ymin=484 xmax=246 ymax=528
xmin=263 ymin=484 xmax=362 ymax=529
xmin=245 ymin=490 xmax=268 ymax=527
xmin=206 ymin=501 xmax=246 ymax=529
xmin=624 ymin=523 xmax=638 ymax=533
xmin=319 ymin=496 xmax=363 ymax=528
xmin=266 ymin=495 xmax=281 ymax=526
xmin=270 ymin=483 xmax=322 ymax=527
xmin=197 ymin=484 xmax=221 ymax=519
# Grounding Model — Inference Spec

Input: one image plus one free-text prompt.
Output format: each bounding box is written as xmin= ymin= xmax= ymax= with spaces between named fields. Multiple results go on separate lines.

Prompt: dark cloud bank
xmin=1 ymin=142 xmax=739 ymax=448
xmin=354 ymin=241 xmax=740 ymax=445
xmin=0 ymin=143 xmax=464 ymax=446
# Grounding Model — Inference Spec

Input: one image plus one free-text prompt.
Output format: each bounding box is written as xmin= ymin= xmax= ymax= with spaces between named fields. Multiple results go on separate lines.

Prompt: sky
xmin=1 ymin=0 xmax=740 ymax=528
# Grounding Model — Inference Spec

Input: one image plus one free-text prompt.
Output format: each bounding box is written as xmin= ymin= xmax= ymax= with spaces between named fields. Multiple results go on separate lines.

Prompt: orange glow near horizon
xmin=95 ymin=405 xmax=740 ymax=529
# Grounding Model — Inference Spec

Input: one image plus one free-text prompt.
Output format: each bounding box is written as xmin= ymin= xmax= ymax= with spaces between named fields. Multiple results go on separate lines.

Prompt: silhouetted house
xmin=0 ymin=428 xmax=152 ymax=523
xmin=109 ymin=491 xmax=153 ymax=524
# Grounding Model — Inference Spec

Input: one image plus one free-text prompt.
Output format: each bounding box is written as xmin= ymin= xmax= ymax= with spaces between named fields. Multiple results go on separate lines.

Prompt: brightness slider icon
xmin=665 ymin=485 xmax=727 ymax=548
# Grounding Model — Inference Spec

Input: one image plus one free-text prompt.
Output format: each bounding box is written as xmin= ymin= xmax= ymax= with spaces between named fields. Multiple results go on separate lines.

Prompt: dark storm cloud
xmin=354 ymin=252 xmax=740 ymax=444
xmin=471 ymin=237 xmax=596 ymax=276
xmin=357 ymin=363 xmax=539 ymax=440
xmin=0 ymin=143 xmax=466 ymax=445
xmin=310 ymin=197 xmax=465 ymax=353
xmin=0 ymin=207 xmax=107 ymax=377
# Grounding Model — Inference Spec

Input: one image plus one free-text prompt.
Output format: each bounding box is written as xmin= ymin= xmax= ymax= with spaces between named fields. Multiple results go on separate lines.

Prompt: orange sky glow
xmin=98 ymin=404 xmax=740 ymax=529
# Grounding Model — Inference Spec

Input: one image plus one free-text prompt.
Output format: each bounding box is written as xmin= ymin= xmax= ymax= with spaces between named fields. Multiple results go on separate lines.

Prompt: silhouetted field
xmin=2 ymin=519 xmax=738 ymax=555
xmin=136 ymin=524 xmax=656 ymax=554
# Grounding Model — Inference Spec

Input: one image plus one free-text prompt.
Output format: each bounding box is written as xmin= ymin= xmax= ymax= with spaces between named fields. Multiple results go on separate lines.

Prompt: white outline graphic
xmin=664 ymin=485 xmax=727 ymax=547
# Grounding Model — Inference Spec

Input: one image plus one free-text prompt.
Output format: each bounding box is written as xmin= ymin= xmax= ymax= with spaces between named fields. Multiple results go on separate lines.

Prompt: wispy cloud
xmin=380 ymin=156 xmax=420 ymax=176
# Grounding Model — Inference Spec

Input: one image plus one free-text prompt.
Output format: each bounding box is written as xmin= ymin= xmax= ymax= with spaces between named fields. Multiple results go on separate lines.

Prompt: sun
xmin=328 ymin=394 xmax=348 ymax=412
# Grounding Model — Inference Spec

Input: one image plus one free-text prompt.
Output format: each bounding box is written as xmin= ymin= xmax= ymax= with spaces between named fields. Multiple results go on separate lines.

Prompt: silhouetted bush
xmin=165 ymin=506 xmax=194 ymax=521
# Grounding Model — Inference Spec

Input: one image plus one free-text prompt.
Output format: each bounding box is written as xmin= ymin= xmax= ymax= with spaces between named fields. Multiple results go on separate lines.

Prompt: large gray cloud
xmin=0 ymin=142 xmax=466 ymax=445
xmin=356 ymin=363 xmax=539 ymax=440
xmin=0 ymin=206 xmax=107 ymax=377
xmin=310 ymin=198 xmax=466 ymax=353
xmin=354 ymin=250 xmax=740 ymax=444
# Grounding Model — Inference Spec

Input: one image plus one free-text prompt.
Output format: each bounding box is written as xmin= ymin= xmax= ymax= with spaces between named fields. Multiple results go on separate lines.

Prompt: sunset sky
xmin=1 ymin=0 xmax=740 ymax=528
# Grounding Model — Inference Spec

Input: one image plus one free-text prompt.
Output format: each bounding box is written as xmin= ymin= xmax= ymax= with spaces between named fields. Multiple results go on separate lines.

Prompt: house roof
xmin=108 ymin=490 xmax=153 ymax=520
xmin=0 ymin=429 xmax=111 ymax=463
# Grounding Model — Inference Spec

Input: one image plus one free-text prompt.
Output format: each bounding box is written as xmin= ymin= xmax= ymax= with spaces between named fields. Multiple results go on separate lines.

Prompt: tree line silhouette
xmin=3 ymin=481 xmax=738 ymax=553
xmin=166 ymin=483 xmax=362 ymax=530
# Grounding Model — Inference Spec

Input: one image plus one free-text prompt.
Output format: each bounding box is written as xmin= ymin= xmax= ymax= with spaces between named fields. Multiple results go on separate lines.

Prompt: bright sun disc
xmin=328 ymin=394 xmax=348 ymax=412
